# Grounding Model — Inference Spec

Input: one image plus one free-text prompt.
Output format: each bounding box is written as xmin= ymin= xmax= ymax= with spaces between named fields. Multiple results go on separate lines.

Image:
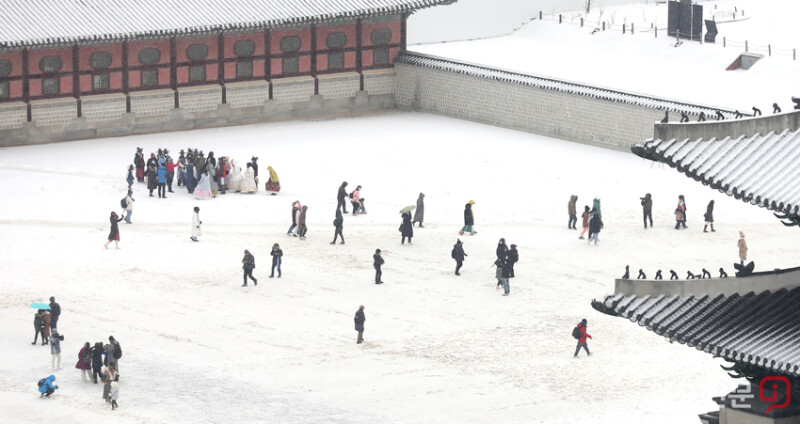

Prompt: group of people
xmin=32 ymin=298 xmax=123 ymax=409
xmin=639 ymin=193 xmax=717 ymax=232
xmin=493 ymin=238 xmax=519 ymax=296
xmin=240 ymin=243 xmax=284 ymax=286
xmin=570 ymin=196 xmax=603 ymax=245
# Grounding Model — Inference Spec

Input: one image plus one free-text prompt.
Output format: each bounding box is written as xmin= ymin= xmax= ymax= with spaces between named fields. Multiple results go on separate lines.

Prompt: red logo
xmin=760 ymin=376 xmax=791 ymax=415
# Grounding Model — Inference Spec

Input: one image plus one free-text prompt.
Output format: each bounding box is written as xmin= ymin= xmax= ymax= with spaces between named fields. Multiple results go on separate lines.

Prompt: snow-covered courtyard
xmin=0 ymin=111 xmax=796 ymax=423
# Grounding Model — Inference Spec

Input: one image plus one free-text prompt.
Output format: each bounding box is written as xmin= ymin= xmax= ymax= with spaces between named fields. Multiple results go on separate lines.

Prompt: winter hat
xmin=244 ymin=249 xmax=250 ymax=254
xmin=739 ymin=231 xmax=745 ymax=238
xmin=194 ymin=206 xmax=200 ymax=212
xmin=375 ymin=248 xmax=381 ymax=253
xmin=273 ymin=243 xmax=279 ymax=248
xmin=580 ymin=319 xmax=587 ymax=325
xmin=510 ymin=244 xmax=517 ymax=249
xmin=468 ymin=200 xmax=475 ymax=204
xmin=499 ymin=238 xmax=505 ymax=243
xmin=50 ymin=296 xmax=55 ymax=302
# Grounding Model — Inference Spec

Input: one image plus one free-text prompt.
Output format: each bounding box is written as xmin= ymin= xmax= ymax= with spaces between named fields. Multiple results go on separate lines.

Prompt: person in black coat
xmin=500 ymin=259 xmax=513 ymax=296
xmin=250 ymin=156 xmax=259 ymax=187
xmin=269 ymin=244 xmax=282 ymax=278
xmin=460 ymin=201 xmax=475 ymax=235
xmin=354 ymin=305 xmax=366 ymax=344
xmin=337 ymin=181 xmax=348 ymax=215
xmin=242 ymin=250 xmax=257 ymax=286
xmin=49 ymin=297 xmax=61 ymax=331
xmin=400 ymin=211 xmax=413 ymax=244
xmin=90 ymin=342 xmax=104 ymax=384
xmin=146 ymin=153 xmax=158 ymax=170
xmin=331 ymin=209 xmax=344 ymax=244
xmin=496 ymin=238 xmax=508 ymax=261
xmin=452 ymin=239 xmax=466 ymax=275
xmin=373 ymin=249 xmax=384 ymax=284
xmin=588 ymin=214 xmax=603 ymax=245
xmin=507 ymin=244 xmax=519 ymax=278
xmin=704 ymin=200 xmax=716 ymax=233
xmin=32 ymin=310 xmax=46 ymax=345
xmin=104 ymin=212 xmax=124 ymax=249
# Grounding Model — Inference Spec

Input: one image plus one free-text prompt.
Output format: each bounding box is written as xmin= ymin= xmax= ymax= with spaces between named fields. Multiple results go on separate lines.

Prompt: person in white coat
xmin=191 ymin=207 xmax=202 ymax=242
xmin=123 ymin=190 xmax=134 ymax=223
xmin=228 ymin=159 xmax=243 ymax=192
xmin=241 ymin=163 xmax=257 ymax=194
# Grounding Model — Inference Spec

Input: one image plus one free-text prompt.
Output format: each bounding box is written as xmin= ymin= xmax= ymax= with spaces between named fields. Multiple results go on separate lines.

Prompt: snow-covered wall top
xmin=0 ymin=0 xmax=453 ymax=47
xmin=396 ymin=51 xmax=739 ymax=119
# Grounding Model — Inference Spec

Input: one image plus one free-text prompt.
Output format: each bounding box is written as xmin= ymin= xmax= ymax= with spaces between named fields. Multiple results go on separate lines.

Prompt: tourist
xmin=641 ymin=193 xmax=653 ymax=229
xmin=297 ymin=205 xmax=309 ymax=240
xmin=102 ymin=363 xmax=118 ymax=402
xmin=195 ymin=170 xmax=212 ymax=200
xmin=206 ymin=160 xmax=219 ymax=198
xmin=242 ymin=249 xmax=257 ymax=287
xmin=134 ymin=148 xmax=145 ymax=183
xmin=146 ymin=152 xmax=158 ymax=172
xmin=354 ymin=305 xmax=366 ymax=344
xmin=191 ymin=207 xmax=202 ymax=242
xmin=104 ymin=212 xmax=124 ymax=249
xmin=573 ymin=319 xmax=592 ymax=358
xmin=373 ymin=249 xmax=384 ymax=284
xmin=50 ymin=330 xmax=64 ymax=370
xmin=452 ymin=239 xmax=466 ymax=275
xmin=105 ymin=336 xmax=121 ymax=370
xmin=49 ymin=297 xmax=60 ymax=330
xmin=287 ymin=201 xmax=301 ymax=236
xmin=592 ymin=197 xmax=602 ymax=220
xmin=738 ymin=232 xmax=747 ymax=264
xmin=123 ymin=190 xmax=134 ymax=223
xmin=459 ymin=200 xmax=476 ymax=235
xmin=674 ymin=204 xmax=686 ymax=230
xmin=270 ymin=243 xmax=283 ymax=278
xmin=494 ymin=258 xmax=504 ymax=290
xmin=412 ymin=193 xmax=425 ymax=227
xmin=32 ymin=309 xmax=46 ymax=345
xmin=228 ymin=159 xmax=243 ymax=192
xmin=216 ymin=156 xmax=229 ymax=195
xmin=500 ymin=258 xmax=512 ymax=296
xmin=177 ymin=149 xmax=186 ymax=187
xmin=76 ymin=342 xmax=92 ymax=382
xmin=579 ymin=205 xmax=590 ymax=239
xmin=568 ymin=195 xmax=578 ymax=229
xmin=250 ymin=156 xmax=259 ymax=188
xmin=400 ymin=211 xmax=413 ymax=244
xmin=678 ymin=194 xmax=687 ymax=223
xmin=337 ymin=181 xmax=349 ymax=215
xmin=146 ymin=165 xmax=157 ymax=197
xmin=166 ymin=156 xmax=177 ymax=193
xmin=496 ymin=238 xmax=508 ymax=261
xmin=266 ymin=166 xmax=280 ymax=195
xmin=350 ymin=185 xmax=362 ymax=215
xmin=42 ymin=311 xmax=51 ymax=345
xmin=91 ymin=342 xmax=104 ymax=384
xmin=588 ymin=211 xmax=603 ymax=245
xmin=126 ymin=165 xmax=134 ymax=189
xmin=331 ymin=209 xmax=344 ymax=245
xmin=704 ymin=200 xmax=715 ymax=232
xmin=38 ymin=375 xmax=58 ymax=398
xmin=241 ymin=163 xmax=257 ymax=193
xmin=507 ymin=244 xmax=519 ymax=277
xmin=109 ymin=381 xmax=119 ymax=410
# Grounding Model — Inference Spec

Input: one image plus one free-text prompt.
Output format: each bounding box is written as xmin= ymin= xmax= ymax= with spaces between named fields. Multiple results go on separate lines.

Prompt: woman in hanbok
xmin=265 ymin=166 xmax=281 ymax=195
xmin=194 ymin=171 xmax=213 ymax=200
xmin=241 ymin=163 xmax=258 ymax=194
xmin=228 ymin=159 xmax=243 ymax=192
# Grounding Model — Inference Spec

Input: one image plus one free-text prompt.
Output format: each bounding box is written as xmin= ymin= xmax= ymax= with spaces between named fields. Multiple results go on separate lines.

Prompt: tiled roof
xmin=0 ymin=0 xmax=452 ymax=47
xmin=396 ymin=51 xmax=739 ymax=118
xmin=632 ymin=128 xmax=800 ymax=216
xmin=592 ymin=286 xmax=800 ymax=376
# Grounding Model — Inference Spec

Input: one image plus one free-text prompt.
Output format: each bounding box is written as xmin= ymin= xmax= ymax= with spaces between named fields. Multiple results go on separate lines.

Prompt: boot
xmin=703 ymin=225 xmax=708 ymax=233
xmin=253 ymin=279 xmax=257 ymax=286
xmin=711 ymin=224 xmax=716 ymax=232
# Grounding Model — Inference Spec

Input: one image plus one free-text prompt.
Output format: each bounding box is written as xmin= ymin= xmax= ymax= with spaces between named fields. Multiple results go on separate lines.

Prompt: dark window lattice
xmin=0 ymin=60 xmax=11 ymax=77
xmin=282 ymin=57 xmax=299 ymax=74
xmin=373 ymin=48 xmax=389 ymax=65
xmin=138 ymin=48 xmax=161 ymax=65
xmin=234 ymin=40 xmax=256 ymax=57
xmin=326 ymin=32 xmax=347 ymax=49
xmin=141 ymin=69 xmax=158 ymax=87
xmin=280 ymin=36 xmax=301 ymax=53
xmin=0 ymin=81 xmax=8 ymax=98
xmin=90 ymin=52 xmax=112 ymax=69
xmin=40 ymin=56 xmax=63 ymax=73
xmin=92 ymin=74 xmax=109 ymax=90
xmin=187 ymin=44 xmax=209 ymax=61
xmin=328 ymin=52 xmax=344 ymax=70
xmin=370 ymin=29 xmax=392 ymax=45
xmin=236 ymin=61 xmax=253 ymax=78
xmin=42 ymin=78 xmax=59 ymax=94
xmin=189 ymin=65 xmax=205 ymax=82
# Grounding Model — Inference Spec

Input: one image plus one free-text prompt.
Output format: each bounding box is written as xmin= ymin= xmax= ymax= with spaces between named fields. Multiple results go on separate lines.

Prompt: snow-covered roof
xmin=593 ymin=285 xmax=800 ymax=376
xmin=397 ymin=51 xmax=740 ymax=118
xmin=0 ymin=0 xmax=453 ymax=48
xmin=632 ymin=128 xmax=800 ymax=216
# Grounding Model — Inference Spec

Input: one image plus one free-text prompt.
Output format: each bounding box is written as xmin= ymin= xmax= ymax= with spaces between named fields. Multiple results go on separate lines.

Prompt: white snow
xmin=414 ymin=0 xmax=800 ymax=111
xmin=0 ymin=111 xmax=796 ymax=423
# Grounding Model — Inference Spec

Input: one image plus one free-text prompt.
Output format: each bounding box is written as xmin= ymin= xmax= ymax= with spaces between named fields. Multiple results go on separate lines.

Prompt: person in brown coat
xmin=568 ymin=195 xmax=578 ymax=229
xmin=296 ymin=205 xmax=308 ymax=240
xmin=42 ymin=312 xmax=52 ymax=344
xmin=738 ymin=232 xmax=747 ymax=264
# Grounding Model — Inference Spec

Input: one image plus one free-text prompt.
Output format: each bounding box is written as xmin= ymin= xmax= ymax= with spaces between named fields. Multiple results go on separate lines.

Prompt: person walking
xmin=331 ymin=209 xmax=344 ymax=244
xmin=738 ymin=232 xmax=747 ymax=264
xmin=500 ymin=258 xmax=512 ymax=296
xmin=102 ymin=363 xmax=118 ymax=403
xmin=297 ymin=205 xmax=309 ymax=240
xmin=588 ymin=212 xmax=603 ymax=245
xmin=573 ymin=319 xmax=592 ymax=358
xmin=38 ymin=375 xmax=58 ymax=398
xmin=678 ymin=194 xmax=687 ymax=223
xmin=104 ymin=212 xmax=124 ymax=249
xmin=337 ymin=181 xmax=349 ymax=215
xmin=350 ymin=185 xmax=362 ymax=216
xmin=242 ymin=250 xmax=257 ymax=287
xmin=412 ymin=193 xmax=425 ymax=227
xmin=123 ymin=190 xmax=134 ymax=223
xmin=568 ymin=195 xmax=578 ymax=229
xmin=400 ymin=211 xmax=413 ymax=244
xmin=266 ymin=166 xmax=281 ymax=195
xmin=146 ymin=165 xmax=157 ymax=197
xmin=134 ymin=148 xmax=145 ymax=183
xmin=49 ymin=297 xmax=61 ymax=331
xmin=373 ymin=249 xmax=384 ymax=284
xmin=674 ymin=204 xmax=686 ymax=230
xmin=50 ymin=330 xmax=64 ymax=370
xmin=452 ymin=239 xmax=466 ymax=275
xmin=354 ymin=305 xmax=366 ymax=344
xmin=459 ymin=200 xmax=476 ymax=235
xmin=191 ymin=207 xmax=202 ymax=242
xmin=704 ymin=200 xmax=715 ymax=232
xmin=91 ymin=342 xmax=104 ymax=384
xmin=287 ymin=201 xmax=301 ymax=236
xmin=270 ymin=243 xmax=282 ymax=278
xmin=126 ymin=165 xmax=134 ymax=190
xmin=641 ymin=193 xmax=653 ymax=229
xmin=32 ymin=309 xmax=46 ymax=345
xmin=76 ymin=342 xmax=92 ymax=382
xmin=579 ymin=206 xmax=590 ymax=239
xmin=109 ymin=381 xmax=120 ymax=410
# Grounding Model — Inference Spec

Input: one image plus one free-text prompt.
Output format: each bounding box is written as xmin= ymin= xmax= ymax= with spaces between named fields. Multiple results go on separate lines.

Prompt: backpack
xmin=120 ymin=198 xmax=127 ymax=208
xmin=38 ymin=378 xmax=46 ymax=387
xmin=113 ymin=342 xmax=122 ymax=360
xmin=451 ymin=247 xmax=457 ymax=259
xmin=572 ymin=326 xmax=581 ymax=340
xmin=349 ymin=191 xmax=354 ymax=200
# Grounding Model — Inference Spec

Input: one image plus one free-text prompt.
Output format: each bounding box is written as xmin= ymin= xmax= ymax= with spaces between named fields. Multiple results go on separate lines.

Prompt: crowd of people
xmin=33 ymin=298 xmax=123 ymax=409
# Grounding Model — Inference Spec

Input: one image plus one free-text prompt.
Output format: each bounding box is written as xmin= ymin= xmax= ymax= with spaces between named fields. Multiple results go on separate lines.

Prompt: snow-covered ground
xmin=0 ymin=111 xmax=796 ymax=423
xmin=415 ymin=0 xmax=800 ymax=111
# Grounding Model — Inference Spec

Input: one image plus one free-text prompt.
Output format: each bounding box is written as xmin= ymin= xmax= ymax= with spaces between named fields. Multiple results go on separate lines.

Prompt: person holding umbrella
xmin=400 ymin=211 xmax=413 ymax=244
xmin=242 ymin=249 xmax=257 ymax=287
xmin=460 ymin=200 xmax=476 ymax=235
xmin=32 ymin=308 xmax=47 ymax=345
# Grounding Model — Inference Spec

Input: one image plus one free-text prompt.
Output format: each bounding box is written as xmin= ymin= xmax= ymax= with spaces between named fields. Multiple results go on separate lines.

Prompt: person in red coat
xmin=574 ymin=319 xmax=592 ymax=358
xmin=75 ymin=342 xmax=92 ymax=382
